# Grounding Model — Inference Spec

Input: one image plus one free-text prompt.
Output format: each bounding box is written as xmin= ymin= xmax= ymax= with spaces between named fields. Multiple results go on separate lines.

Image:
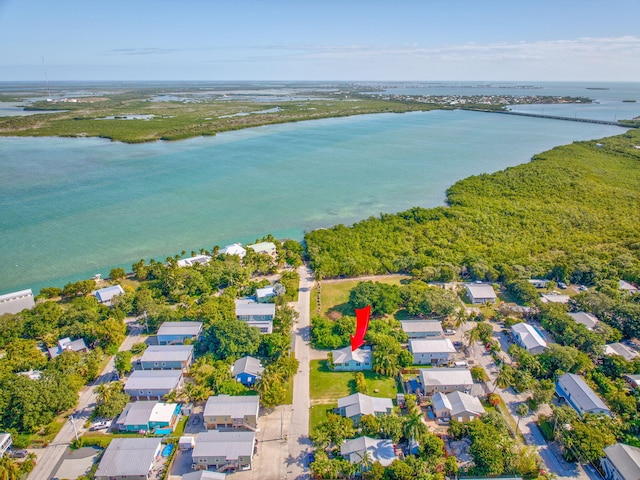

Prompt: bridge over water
xmin=464 ymin=108 xmax=637 ymax=128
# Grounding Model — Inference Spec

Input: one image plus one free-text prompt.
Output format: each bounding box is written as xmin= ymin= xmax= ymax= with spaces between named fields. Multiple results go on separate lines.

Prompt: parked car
xmin=10 ymin=449 xmax=28 ymax=458
xmin=558 ymin=282 xmax=567 ymax=289
xmin=445 ymin=329 xmax=456 ymax=335
xmin=89 ymin=420 xmax=111 ymax=431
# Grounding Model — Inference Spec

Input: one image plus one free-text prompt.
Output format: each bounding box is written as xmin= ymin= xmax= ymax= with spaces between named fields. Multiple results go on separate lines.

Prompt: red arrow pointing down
xmin=350 ymin=305 xmax=371 ymax=351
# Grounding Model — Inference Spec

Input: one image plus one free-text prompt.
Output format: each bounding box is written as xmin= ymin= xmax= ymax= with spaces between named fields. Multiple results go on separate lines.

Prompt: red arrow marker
xmin=350 ymin=305 xmax=371 ymax=351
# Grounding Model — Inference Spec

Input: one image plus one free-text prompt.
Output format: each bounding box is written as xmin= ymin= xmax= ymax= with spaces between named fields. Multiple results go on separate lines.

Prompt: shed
xmin=0 ymin=289 xmax=35 ymax=315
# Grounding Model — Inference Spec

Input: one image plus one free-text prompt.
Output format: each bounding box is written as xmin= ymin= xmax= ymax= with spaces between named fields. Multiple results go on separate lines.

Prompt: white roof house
xmin=48 ymin=337 xmax=88 ymax=359
xmin=336 ymin=393 xmax=393 ymax=423
xmin=602 ymin=443 xmax=640 ymax=480
xmin=568 ymin=312 xmax=599 ymax=330
xmin=94 ymin=285 xmax=125 ymax=306
xmin=419 ymin=368 xmax=473 ymax=395
xmin=177 ymin=255 xmax=211 ymax=267
xmin=341 ymin=437 xmax=397 ymax=467
xmin=0 ymin=289 xmax=35 ymax=315
xmin=219 ymin=243 xmax=247 ymax=258
xmin=604 ymin=343 xmax=639 ymax=362
xmin=204 ymin=395 xmax=260 ymax=430
xmin=0 ymin=434 xmax=11 ymax=456
xmin=511 ymin=323 xmax=548 ymax=354
xmin=409 ymin=338 xmax=456 ymax=365
xmin=331 ymin=346 xmax=373 ymax=371
xmin=556 ymin=373 xmax=611 ymax=417
xmin=432 ymin=391 xmax=486 ymax=422
xmin=465 ymin=283 xmax=497 ymax=304
xmin=400 ymin=320 xmax=444 ymax=338
xmin=115 ymin=401 xmax=178 ymax=431
xmin=247 ymin=242 xmax=277 ymax=256
xmin=235 ymin=300 xmax=276 ymax=320
xmin=94 ymin=437 xmax=162 ymax=480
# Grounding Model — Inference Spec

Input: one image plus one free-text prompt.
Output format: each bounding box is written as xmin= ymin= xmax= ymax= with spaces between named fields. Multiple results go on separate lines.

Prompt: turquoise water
xmin=0 ymin=109 xmax=629 ymax=294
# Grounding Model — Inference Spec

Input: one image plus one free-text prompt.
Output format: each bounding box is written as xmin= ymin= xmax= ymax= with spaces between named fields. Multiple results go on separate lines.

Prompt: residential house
xmin=601 ymin=443 xmax=640 ymax=480
xmin=624 ymin=374 xmax=640 ymax=391
xmin=156 ymin=321 xmax=203 ymax=345
xmin=0 ymin=289 xmax=35 ymax=315
xmin=94 ymin=437 xmax=162 ymax=480
xmin=48 ymin=337 xmax=89 ymax=359
xmin=528 ymin=279 xmax=549 ymax=289
xmin=336 ymin=393 xmax=394 ymax=426
xmin=138 ymin=345 xmax=194 ymax=372
xmin=177 ymin=255 xmax=211 ymax=267
xmin=340 ymin=437 xmax=397 ymax=467
xmin=247 ymin=242 xmax=276 ymax=257
xmin=235 ymin=300 xmax=274 ymax=334
xmin=400 ymin=320 xmax=444 ymax=339
xmin=619 ymin=280 xmax=638 ymax=295
xmin=256 ymin=286 xmax=276 ymax=303
xmin=419 ymin=368 xmax=473 ymax=395
xmin=540 ymin=293 xmax=570 ymax=304
xmin=0 ymin=433 xmax=11 ymax=456
xmin=183 ymin=471 xmax=227 ymax=480
xmin=232 ymin=356 xmax=264 ymax=387
xmin=465 ymin=284 xmax=497 ymax=304
xmin=192 ymin=431 xmax=255 ymax=472
xmin=556 ymin=373 xmax=611 ymax=417
xmin=511 ymin=323 xmax=547 ymax=354
xmin=219 ymin=243 xmax=246 ymax=258
xmin=124 ymin=370 xmax=184 ymax=400
xmin=569 ymin=312 xmax=599 ymax=330
xmin=94 ymin=285 xmax=125 ymax=306
xmin=409 ymin=338 xmax=456 ymax=365
xmin=204 ymin=395 xmax=260 ymax=431
xmin=331 ymin=346 xmax=373 ymax=371
xmin=431 ymin=391 xmax=485 ymax=422
xmin=115 ymin=401 xmax=179 ymax=433
xmin=604 ymin=343 xmax=639 ymax=362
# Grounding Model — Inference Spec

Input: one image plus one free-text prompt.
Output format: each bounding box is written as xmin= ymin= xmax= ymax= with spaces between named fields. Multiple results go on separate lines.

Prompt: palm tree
xmin=492 ymin=364 xmax=514 ymax=393
xmin=515 ymin=403 xmax=530 ymax=435
xmin=404 ymin=411 xmax=426 ymax=444
xmin=464 ymin=325 xmax=482 ymax=347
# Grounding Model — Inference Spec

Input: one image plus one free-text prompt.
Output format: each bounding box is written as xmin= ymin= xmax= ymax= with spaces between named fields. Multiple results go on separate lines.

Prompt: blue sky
xmin=1 ymin=0 xmax=639 ymax=81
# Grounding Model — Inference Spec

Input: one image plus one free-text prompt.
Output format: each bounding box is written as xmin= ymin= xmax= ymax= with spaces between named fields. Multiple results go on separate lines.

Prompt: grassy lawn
xmin=283 ymin=375 xmax=294 ymax=405
xmin=315 ymin=275 xmax=408 ymax=319
xmin=309 ymin=403 xmax=337 ymax=433
xmin=29 ymin=417 xmax=66 ymax=447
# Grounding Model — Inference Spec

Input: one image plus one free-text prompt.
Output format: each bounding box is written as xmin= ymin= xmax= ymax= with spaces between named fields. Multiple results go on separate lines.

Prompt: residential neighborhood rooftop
xmin=124 ymin=370 xmax=183 ymax=390
xmin=604 ymin=343 xmax=639 ymax=362
xmin=139 ymin=344 xmax=194 ymax=363
xmin=332 ymin=346 xmax=372 ymax=365
xmin=409 ymin=338 xmax=456 ymax=353
xmin=157 ymin=321 xmax=203 ymax=336
xmin=192 ymin=430 xmax=255 ymax=460
xmin=232 ymin=356 xmax=264 ymax=378
xmin=94 ymin=437 xmax=161 ymax=478
xmin=337 ymin=393 xmax=393 ymax=419
xmin=568 ymin=312 xmax=599 ymax=330
xmin=204 ymin=395 xmax=260 ymax=419
xmin=511 ymin=323 xmax=547 ymax=352
xmin=400 ymin=320 xmax=444 ymax=334
xmin=556 ymin=373 xmax=611 ymax=416
xmin=340 ymin=436 xmax=397 ymax=467
xmin=603 ymin=443 xmax=640 ymax=480
xmin=419 ymin=368 xmax=473 ymax=387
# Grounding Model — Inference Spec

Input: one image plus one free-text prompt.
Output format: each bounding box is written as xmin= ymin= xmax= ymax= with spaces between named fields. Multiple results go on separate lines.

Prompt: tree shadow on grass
xmin=327 ymin=302 xmax=354 ymax=319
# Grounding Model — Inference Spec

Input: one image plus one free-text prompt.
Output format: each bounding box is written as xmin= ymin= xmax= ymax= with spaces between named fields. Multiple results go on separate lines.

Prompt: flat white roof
xmin=409 ymin=338 xmax=455 ymax=354
xmin=140 ymin=345 xmax=193 ymax=363
xmin=400 ymin=320 xmax=443 ymax=334
xmin=420 ymin=367 xmax=473 ymax=386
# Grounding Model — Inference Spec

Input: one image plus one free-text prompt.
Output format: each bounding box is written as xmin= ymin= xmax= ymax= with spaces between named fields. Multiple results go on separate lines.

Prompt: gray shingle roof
xmin=140 ymin=345 xmax=194 ymax=363
xmin=94 ymin=438 xmax=161 ymax=477
xmin=332 ymin=346 xmax=372 ymax=365
xmin=157 ymin=321 xmax=203 ymax=336
xmin=193 ymin=431 xmax=255 ymax=460
xmin=556 ymin=373 xmax=610 ymax=415
xmin=204 ymin=395 xmax=260 ymax=419
xmin=337 ymin=393 xmax=393 ymax=418
xmin=232 ymin=356 xmax=264 ymax=378
xmin=400 ymin=320 xmax=444 ymax=335
xmin=124 ymin=370 xmax=183 ymax=391
xmin=340 ymin=436 xmax=396 ymax=466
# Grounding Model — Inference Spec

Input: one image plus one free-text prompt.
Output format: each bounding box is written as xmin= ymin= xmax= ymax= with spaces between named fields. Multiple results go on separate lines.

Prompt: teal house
xmin=115 ymin=401 xmax=179 ymax=433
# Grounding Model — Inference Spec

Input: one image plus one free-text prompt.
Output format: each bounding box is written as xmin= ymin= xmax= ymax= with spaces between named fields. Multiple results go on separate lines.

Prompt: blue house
xmin=331 ymin=346 xmax=372 ymax=371
xmin=232 ymin=356 xmax=264 ymax=386
xmin=156 ymin=321 xmax=203 ymax=345
xmin=138 ymin=345 xmax=194 ymax=372
xmin=556 ymin=373 xmax=612 ymax=417
xmin=115 ymin=401 xmax=179 ymax=433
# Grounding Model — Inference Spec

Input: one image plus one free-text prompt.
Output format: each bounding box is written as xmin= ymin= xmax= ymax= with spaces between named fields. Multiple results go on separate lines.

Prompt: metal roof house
xmin=340 ymin=437 xmax=397 ymax=467
xmin=0 ymin=433 xmax=11 ymax=456
xmin=465 ymin=284 xmax=497 ymax=304
xmin=94 ymin=285 xmax=125 ymax=306
xmin=568 ymin=312 xmax=599 ymax=330
xmin=619 ymin=280 xmax=638 ymax=295
xmin=157 ymin=321 xmax=203 ymax=345
xmin=604 ymin=343 xmax=639 ymax=362
xmin=177 ymin=255 xmax=211 ymax=267
xmin=331 ymin=346 xmax=373 ymax=371
xmin=94 ymin=437 xmax=162 ymax=480
xmin=204 ymin=395 xmax=260 ymax=431
xmin=540 ymin=293 xmax=570 ymax=304
xmin=0 ymin=289 xmax=35 ymax=315
xmin=232 ymin=356 xmax=264 ymax=387
xmin=138 ymin=345 xmax=194 ymax=372
xmin=556 ymin=373 xmax=611 ymax=417
xmin=256 ymin=286 xmax=276 ymax=303
xmin=235 ymin=300 xmax=274 ymax=334
xmin=431 ymin=391 xmax=486 ymax=422
xmin=336 ymin=393 xmax=394 ymax=426
xmin=219 ymin=243 xmax=246 ymax=258
xmin=48 ymin=337 xmax=89 ymax=359
xmin=400 ymin=320 xmax=444 ymax=339
xmin=115 ymin=401 xmax=179 ymax=432
xmin=511 ymin=323 xmax=548 ymax=354
xmin=192 ymin=430 xmax=255 ymax=472
xmin=409 ymin=338 xmax=456 ymax=365
xmin=601 ymin=443 xmax=640 ymax=480
xmin=419 ymin=368 xmax=473 ymax=395
xmin=124 ymin=370 xmax=184 ymax=400
xmin=247 ymin=241 xmax=276 ymax=256
xmin=183 ymin=471 xmax=227 ymax=480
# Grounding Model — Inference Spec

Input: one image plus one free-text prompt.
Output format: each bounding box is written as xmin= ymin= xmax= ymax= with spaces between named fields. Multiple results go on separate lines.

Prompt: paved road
xmin=28 ymin=317 xmax=148 ymax=480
